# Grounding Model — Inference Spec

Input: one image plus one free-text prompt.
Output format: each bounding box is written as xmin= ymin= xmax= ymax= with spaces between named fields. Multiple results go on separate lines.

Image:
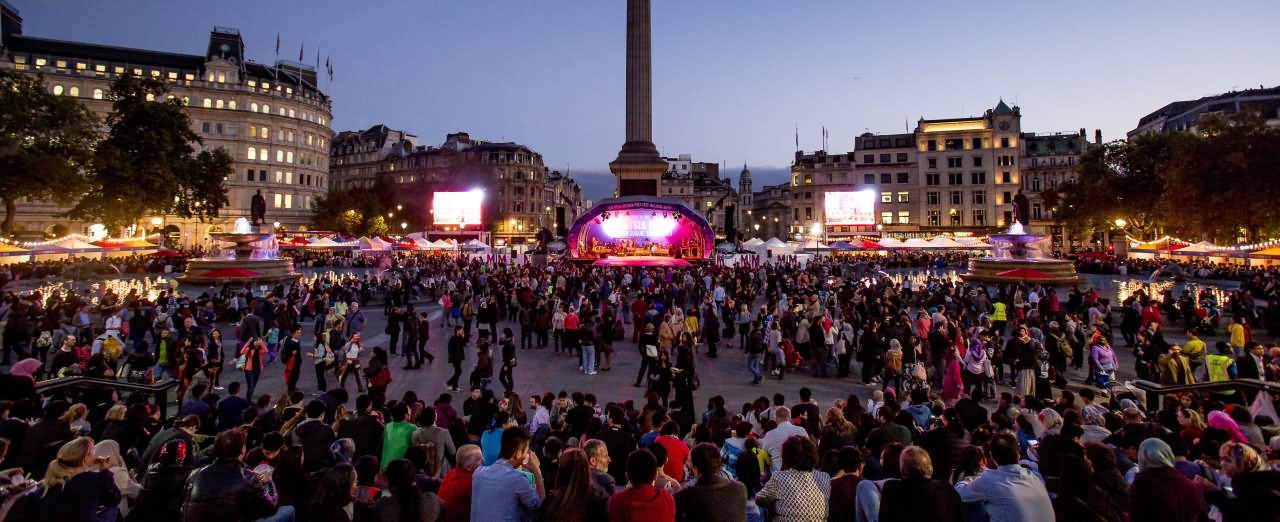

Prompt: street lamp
xmin=272 ymin=221 xmax=280 ymax=229
xmin=400 ymin=221 xmax=408 ymax=230
xmin=1114 ymin=218 xmax=1127 ymax=228
xmin=150 ymin=217 xmax=163 ymax=226
xmin=396 ymin=204 xmax=402 ymax=211
xmin=810 ymin=222 xmax=823 ymax=248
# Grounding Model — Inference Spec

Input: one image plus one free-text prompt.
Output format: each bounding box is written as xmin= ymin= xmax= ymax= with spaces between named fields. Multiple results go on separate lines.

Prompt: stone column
xmin=625 ymin=0 xmax=652 ymax=144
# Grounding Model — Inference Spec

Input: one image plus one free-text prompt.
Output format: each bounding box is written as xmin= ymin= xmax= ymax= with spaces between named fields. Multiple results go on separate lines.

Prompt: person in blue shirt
xmin=954 ymin=432 xmax=1053 ymax=522
xmin=471 ymin=427 xmax=545 ymax=522
xmin=480 ymin=412 xmax=511 ymax=466
xmin=178 ymin=383 xmax=212 ymax=419
xmin=215 ymin=381 xmax=252 ymax=432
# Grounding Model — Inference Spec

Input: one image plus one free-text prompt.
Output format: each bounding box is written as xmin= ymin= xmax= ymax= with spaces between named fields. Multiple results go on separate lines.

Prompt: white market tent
xmin=955 ymin=237 xmax=992 ymax=249
xmin=902 ymin=238 xmax=933 ymax=249
xmin=1174 ymin=241 xmax=1219 ymax=254
xmin=743 ymin=238 xmax=765 ymax=247
xmin=928 ymin=237 xmax=962 ymax=249
xmin=878 ymin=237 xmax=904 ymax=248
xmin=763 ymin=238 xmax=787 ymax=248
xmin=357 ymin=236 xmax=393 ymax=250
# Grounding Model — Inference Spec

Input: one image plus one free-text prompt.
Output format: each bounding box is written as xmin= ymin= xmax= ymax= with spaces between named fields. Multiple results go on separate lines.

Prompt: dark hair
xmin=782 ymin=435 xmax=819 ymax=471
xmin=390 ymin=402 xmax=409 ymax=422
xmin=499 ymin=427 xmax=531 ymax=459
xmin=647 ymin=439 xmax=668 ymax=466
xmin=542 ymin=449 xmax=593 ymax=522
xmin=305 ymin=400 xmax=326 ymax=419
xmin=988 ymin=433 xmax=1021 ymax=466
xmin=228 ymin=381 xmax=241 ymax=395
xmin=214 ymin=428 xmax=247 ymax=459
xmin=385 ymin=459 xmax=423 ymax=522
xmin=261 ymin=431 xmax=285 ymax=453
xmin=690 ymin=443 xmax=722 ymax=478
xmin=308 ymin=464 xmax=356 ymax=520
xmin=355 ymin=455 xmax=380 ymax=485
xmin=417 ymin=407 xmax=437 ymax=427
xmin=837 ymin=446 xmax=862 ymax=473
xmin=626 ymin=448 xmax=659 ymax=485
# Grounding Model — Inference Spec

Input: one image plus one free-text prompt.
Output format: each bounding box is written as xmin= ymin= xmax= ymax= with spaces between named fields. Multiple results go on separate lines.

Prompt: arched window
xmin=228 ymin=100 xmax=237 ymax=110
xmin=202 ymin=98 xmax=211 ymax=108
xmin=52 ymin=85 xmax=64 ymax=95
xmin=247 ymin=147 xmax=256 ymax=160
xmin=68 ymin=86 xmax=79 ymax=97
xmin=92 ymin=88 xmax=103 ymax=100
xmin=262 ymin=104 xmax=270 ymax=114
xmin=250 ymin=102 xmax=258 ymax=112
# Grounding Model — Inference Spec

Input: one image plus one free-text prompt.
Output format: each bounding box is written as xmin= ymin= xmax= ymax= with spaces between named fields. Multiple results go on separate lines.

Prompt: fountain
xmin=963 ymin=221 xmax=1079 ymax=286
xmin=179 ymin=218 xmax=299 ymax=285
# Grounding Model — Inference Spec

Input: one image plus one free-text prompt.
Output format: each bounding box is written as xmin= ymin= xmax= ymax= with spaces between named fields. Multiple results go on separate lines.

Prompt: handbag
xmin=644 ymin=344 xmax=659 ymax=358
xmin=235 ymin=354 xmax=248 ymax=369
xmin=911 ymin=361 xmax=928 ymax=381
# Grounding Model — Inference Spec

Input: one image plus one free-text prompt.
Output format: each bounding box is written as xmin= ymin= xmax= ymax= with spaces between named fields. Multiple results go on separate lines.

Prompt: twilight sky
xmin=16 ymin=0 xmax=1280 ymax=199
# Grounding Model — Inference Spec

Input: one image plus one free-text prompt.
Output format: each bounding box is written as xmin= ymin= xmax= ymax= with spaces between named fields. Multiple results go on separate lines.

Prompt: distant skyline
xmin=13 ymin=1 xmax=1280 ymax=200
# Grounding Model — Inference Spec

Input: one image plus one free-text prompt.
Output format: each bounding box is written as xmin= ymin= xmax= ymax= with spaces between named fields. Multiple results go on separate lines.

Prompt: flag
xmin=275 ymin=33 xmax=280 ymax=57
xmin=327 ymin=57 xmax=333 ymax=82
xmin=794 ymin=124 xmax=799 ymax=150
xmin=299 ymin=42 xmax=304 ymax=62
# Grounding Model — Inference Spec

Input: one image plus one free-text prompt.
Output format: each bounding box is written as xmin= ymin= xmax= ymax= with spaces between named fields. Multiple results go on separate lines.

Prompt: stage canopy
xmin=568 ymin=196 xmax=714 ymax=260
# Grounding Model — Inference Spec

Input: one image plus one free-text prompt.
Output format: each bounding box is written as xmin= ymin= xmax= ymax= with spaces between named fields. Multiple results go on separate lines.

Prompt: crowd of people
xmin=0 ymin=251 xmax=1278 ymax=521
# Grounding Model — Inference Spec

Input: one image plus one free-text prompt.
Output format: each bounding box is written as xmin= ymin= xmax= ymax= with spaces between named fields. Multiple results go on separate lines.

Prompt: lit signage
xmin=432 ymin=190 xmax=484 ymax=227
xmin=824 ymin=191 xmax=875 ymax=225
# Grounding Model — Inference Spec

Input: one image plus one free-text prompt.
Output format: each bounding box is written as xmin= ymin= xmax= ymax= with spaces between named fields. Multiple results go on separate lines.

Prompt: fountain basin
xmin=963 ymin=257 xmax=1080 ymax=286
xmin=177 ymin=219 xmax=299 ymax=285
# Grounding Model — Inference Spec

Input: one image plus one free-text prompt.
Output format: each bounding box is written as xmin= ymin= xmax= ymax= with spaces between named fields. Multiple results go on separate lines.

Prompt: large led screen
xmin=432 ymin=190 xmax=484 ymax=226
xmin=824 ymin=191 xmax=875 ymax=225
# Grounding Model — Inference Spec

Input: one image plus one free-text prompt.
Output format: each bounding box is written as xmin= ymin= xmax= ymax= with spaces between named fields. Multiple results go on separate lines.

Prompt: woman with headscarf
xmin=1128 ymin=438 xmax=1205 ymax=522
xmin=1201 ymin=441 xmax=1280 ymax=521
xmin=94 ymin=439 xmax=140 ymax=517
xmin=1208 ymin=410 xmax=1249 ymax=444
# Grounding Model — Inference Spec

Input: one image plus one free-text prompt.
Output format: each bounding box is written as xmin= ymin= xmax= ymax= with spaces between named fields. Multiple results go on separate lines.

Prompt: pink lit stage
xmin=568 ymin=196 xmax=715 ymax=263
xmin=592 ymin=256 xmax=692 ymax=267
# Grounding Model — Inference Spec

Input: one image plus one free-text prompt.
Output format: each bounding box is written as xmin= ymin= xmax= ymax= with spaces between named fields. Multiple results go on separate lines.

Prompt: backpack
xmin=35 ymin=331 xmax=52 ymax=349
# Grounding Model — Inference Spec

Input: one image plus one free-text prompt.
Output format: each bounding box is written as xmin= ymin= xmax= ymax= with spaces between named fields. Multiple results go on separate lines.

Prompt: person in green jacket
xmin=381 ymin=402 xmax=416 ymax=469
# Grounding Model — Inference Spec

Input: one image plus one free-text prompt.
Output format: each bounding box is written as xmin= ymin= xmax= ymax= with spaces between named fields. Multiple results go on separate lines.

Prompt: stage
xmin=589 ymin=256 xmax=692 ymax=267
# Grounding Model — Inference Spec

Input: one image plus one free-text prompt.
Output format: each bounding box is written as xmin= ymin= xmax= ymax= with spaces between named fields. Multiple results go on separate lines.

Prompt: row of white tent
xmin=739 ymin=236 xmax=991 ymax=253
xmin=300 ymin=233 xmax=492 ymax=252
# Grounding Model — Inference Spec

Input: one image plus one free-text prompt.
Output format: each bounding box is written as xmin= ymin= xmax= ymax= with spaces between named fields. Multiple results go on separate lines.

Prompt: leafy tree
xmin=364 ymin=215 xmax=389 ymax=236
xmin=0 ymin=70 xmax=99 ymax=234
xmin=68 ymin=75 xmax=230 ymax=228
xmin=338 ymin=209 xmax=363 ymax=235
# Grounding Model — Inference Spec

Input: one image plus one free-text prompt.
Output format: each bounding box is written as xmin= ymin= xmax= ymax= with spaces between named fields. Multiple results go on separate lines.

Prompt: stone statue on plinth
xmin=251 ymin=189 xmax=267 ymax=226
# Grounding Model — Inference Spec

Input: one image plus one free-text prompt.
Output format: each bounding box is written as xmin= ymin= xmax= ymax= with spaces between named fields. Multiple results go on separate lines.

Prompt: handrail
xmin=1129 ymin=379 xmax=1280 ymax=412
xmin=35 ymin=377 xmax=179 ymax=417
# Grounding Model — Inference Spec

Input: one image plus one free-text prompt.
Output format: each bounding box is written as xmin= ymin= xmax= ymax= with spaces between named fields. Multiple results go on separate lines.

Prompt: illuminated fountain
xmin=963 ymin=221 xmax=1079 ymax=286
xmin=179 ymin=218 xmax=298 ymax=285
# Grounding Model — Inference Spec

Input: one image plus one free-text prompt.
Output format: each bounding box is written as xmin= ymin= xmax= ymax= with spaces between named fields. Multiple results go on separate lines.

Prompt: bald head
xmin=899 ymin=446 xmax=934 ymax=480
xmin=457 ymin=444 xmax=483 ymax=470
xmin=775 ymin=406 xmax=791 ymax=422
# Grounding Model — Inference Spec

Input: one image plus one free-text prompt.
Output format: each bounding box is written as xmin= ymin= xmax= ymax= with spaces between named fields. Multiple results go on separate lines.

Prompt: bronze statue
xmin=251 ymin=189 xmax=267 ymax=226
xmin=1012 ymin=190 xmax=1030 ymax=226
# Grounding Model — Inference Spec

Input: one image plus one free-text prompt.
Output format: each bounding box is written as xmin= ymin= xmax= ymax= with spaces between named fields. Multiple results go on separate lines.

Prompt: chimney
xmin=1095 ymin=129 xmax=1102 ymax=144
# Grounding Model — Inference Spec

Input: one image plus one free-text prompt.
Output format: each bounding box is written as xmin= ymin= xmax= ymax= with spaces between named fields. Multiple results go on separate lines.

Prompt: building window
xmin=52 ymin=85 xmax=63 ymax=95
xmin=1032 ymin=177 xmax=1041 ymax=192
xmin=1002 ymin=171 xmax=1011 ymax=183
xmin=881 ymin=191 xmax=892 ymax=203
xmin=202 ymin=122 xmax=211 ymax=134
xmin=972 ymin=138 xmax=982 ymax=149
xmin=926 ymin=174 xmax=940 ymax=186
xmin=1032 ymin=203 xmax=1042 ymax=220
xmin=167 ymin=71 xmax=177 ymax=81
xmin=896 ymin=172 xmax=909 ymax=183
xmin=863 ymin=154 xmax=874 ymax=164
xmin=275 ymin=171 xmax=283 ymax=183
xmin=947 ymin=157 xmax=962 ymax=168
xmin=90 ymin=88 xmax=104 ymax=100
xmin=927 ymin=158 xmax=937 ymax=169
xmin=973 ymin=156 xmax=983 ymax=167
xmin=67 ymin=86 xmax=79 ymax=97
xmin=276 ymin=150 xmax=284 ymax=162
xmin=896 ymin=153 xmax=908 ymax=162
xmin=286 ymin=151 xmax=294 ymax=163
xmin=950 ymin=191 xmax=962 ymax=205
xmin=879 ymin=153 xmax=890 ymax=163
xmin=250 ymin=102 xmax=259 ymax=112
xmin=248 ymin=125 xmax=257 ymax=138
xmin=864 ymin=174 xmax=874 ymax=185
xmin=897 ymin=211 xmax=909 ymax=224
xmin=928 ymin=210 xmax=941 ymax=226
xmin=55 ymin=59 xmax=67 ymax=69
xmin=879 ymin=173 xmax=891 ymax=184
xmin=897 ymin=191 xmax=909 ymax=203
xmin=259 ymin=148 xmax=269 ymax=161
xmin=214 ymin=99 xmax=223 ymax=109
xmin=973 ymin=210 xmax=986 ymax=226
xmin=1001 ymin=137 xmax=1010 ymax=148
xmin=262 ymin=104 xmax=270 ymax=114
xmin=228 ymin=100 xmax=237 ymax=110
xmin=1003 ymin=191 xmax=1012 ymax=204
xmin=247 ymin=146 xmax=256 ymax=160
xmin=262 ymin=127 xmax=270 ymax=139
xmin=926 ymin=140 xmax=937 ymax=151
xmin=145 ymin=93 xmax=156 ymax=102
xmin=259 ymin=170 xmax=267 ymax=182
xmin=35 ymin=58 xmax=46 ymax=67
xmin=948 ymin=173 xmax=963 ymax=185
xmin=973 ymin=191 xmax=986 ymax=205
xmin=881 ymin=211 xmax=893 ymax=224
xmin=945 ymin=138 xmax=964 ymax=150
xmin=950 ymin=211 xmax=962 ymax=226
xmin=971 ymin=172 xmax=986 ymax=184
xmin=927 ymin=191 xmax=940 ymax=205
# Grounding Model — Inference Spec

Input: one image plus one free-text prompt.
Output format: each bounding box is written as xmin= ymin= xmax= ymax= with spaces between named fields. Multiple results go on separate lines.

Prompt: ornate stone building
xmin=658 ymin=154 xmax=737 ymax=237
xmin=1021 ymin=129 xmax=1100 ymax=249
xmin=0 ymin=3 xmax=332 ymax=245
xmin=329 ymin=125 xmax=416 ymax=190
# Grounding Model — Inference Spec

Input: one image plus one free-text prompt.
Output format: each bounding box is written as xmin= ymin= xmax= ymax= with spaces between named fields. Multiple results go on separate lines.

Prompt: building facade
xmin=1129 ymin=85 xmax=1280 ymax=138
xmin=658 ymin=154 xmax=736 ymax=236
xmin=1020 ymin=129 xmax=1099 ymax=249
xmin=388 ymin=132 xmax=585 ymax=247
xmin=329 ymin=125 xmax=416 ymax=190
xmin=750 ymin=182 xmax=793 ymax=240
xmin=0 ymin=4 xmax=332 ymax=245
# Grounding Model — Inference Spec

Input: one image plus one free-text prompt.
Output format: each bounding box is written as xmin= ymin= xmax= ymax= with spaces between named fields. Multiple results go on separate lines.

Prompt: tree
xmin=1057 ymin=133 xmax=1182 ymax=241
xmin=364 ymin=215 xmax=389 ymax=236
xmin=338 ymin=209 xmax=363 ymax=235
xmin=0 ymin=70 xmax=99 ymax=234
xmin=68 ymin=75 xmax=230 ymax=228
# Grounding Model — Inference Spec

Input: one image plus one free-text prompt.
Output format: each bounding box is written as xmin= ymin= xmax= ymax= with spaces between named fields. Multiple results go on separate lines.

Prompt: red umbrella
xmin=149 ymin=249 xmax=185 ymax=257
xmin=995 ymin=268 xmax=1056 ymax=280
xmin=855 ymin=239 xmax=884 ymax=249
xmin=197 ymin=268 xmax=262 ymax=278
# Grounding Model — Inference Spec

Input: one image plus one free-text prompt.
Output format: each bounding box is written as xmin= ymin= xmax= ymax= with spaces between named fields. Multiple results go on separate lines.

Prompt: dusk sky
xmin=16 ymin=0 xmax=1280 ymax=198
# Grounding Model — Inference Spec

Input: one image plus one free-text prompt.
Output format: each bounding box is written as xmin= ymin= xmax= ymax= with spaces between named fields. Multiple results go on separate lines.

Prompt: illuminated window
xmin=52 ymin=85 xmax=63 ymax=95
xmin=132 ymin=68 xmax=142 ymax=76
xmin=897 ymin=192 xmax=909 ymax=203
xmin=55 ymin=60 xmax=67 ymax=68
xmin=181 ymin=96 xmax=189 ymax=106
xmin=217 ymin=72 xmax=225 ymax=83
xmin=259 ymin=148 xmax=269 ymax=161
xmin=275 ymin=171 xmax=283 ymax=183
xmin=215 ymin=99 xmax=224 ymax=109
xmin=92 ymin=88 xmax=103 ymax=100
xmin=248 ymin=126 xmax=257 ymax=138
xmin=250 ymin=102 xmax=258 ymax=112
xmin=880 ymin=212 xmax=893 ymax=224
xmin=184 ymin=73 xmax=194 ymax=82
xmin=284 ymin=194 xmax=292 ymax=208
xmin=306 ymin=134 xmax=313 ymax=145
xmin=228 ymin=100 xmax=236 ymax=110
xmin=276 ymin=150 xmax=284 ymax=162
xmin=274 ymin=193 xmax=282 ymax=208
xmin=279 ymin=107 xmax=285 ymax=116
xmin=288 ymin=108 xmax=295 ymax=118
xmin=973 ymin=210 xmax=986 ymax=226
xmin=261 ymin=127 xmax=270 ymax=139
xmin=68 ymin=86 xmax=79 ymax=97
xmin=928 ymin=210 xmax=940 ymax=226
xmin=897 ymin=211 xmax=910 ymax=224
xmin=35 ymin=58 xmax=47 ymax=67
xmin=150 ymin=70 xmax=160 ymax=78
xmin=145 ymin=93 xmax=155 ymax=102
xmin=286 ymin=87 xmax=293 ymax=96
xmin=247 ymin=147 xmax=257 ymax=160
xmin=286 ymin=151 xmax=293 ymax=163
xmin=167 ymin=71 xmax=177 ymax=81
xmin=74 ymin=62 xmax=86 ymax=70
xmin=262 ymin=82 xmax=270 ymax=91
xmin=880 ymin=192 xmax=892 ymax=203
xmin=207 ymin=72 xmax=215 ymax=82
xmin=286 ymin=130 xmax=293 ymax=142
xmin=262 ymin=104 xmax=270 ymax=114
xmin=202 ymin=98 xmax=212 ymax=108
xmin=285 ymin=171 xmax=292 ymax=184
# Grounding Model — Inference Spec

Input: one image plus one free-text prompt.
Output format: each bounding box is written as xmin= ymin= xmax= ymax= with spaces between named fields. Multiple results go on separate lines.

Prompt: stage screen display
xmin=824 ymin=191 xmax=875 ymax=225
xmin=432 ymin=190 xmax=484 ymax=226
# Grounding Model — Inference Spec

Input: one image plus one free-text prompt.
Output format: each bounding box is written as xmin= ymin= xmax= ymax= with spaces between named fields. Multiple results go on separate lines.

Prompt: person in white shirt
xmin=760 ymin=406 xmax=808 ymax=473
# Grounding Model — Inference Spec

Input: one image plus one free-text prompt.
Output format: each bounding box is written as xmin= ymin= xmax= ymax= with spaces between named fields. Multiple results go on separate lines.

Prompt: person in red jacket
xmin=608 ymin=448 xmax=675 ymax=522
xmin=438 ymin=444 xmax=482 ymax=522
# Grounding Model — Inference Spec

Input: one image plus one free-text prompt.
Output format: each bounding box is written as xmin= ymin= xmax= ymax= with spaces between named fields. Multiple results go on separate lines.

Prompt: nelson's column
xmin=609 ymin=0 xmax=669 ymax=197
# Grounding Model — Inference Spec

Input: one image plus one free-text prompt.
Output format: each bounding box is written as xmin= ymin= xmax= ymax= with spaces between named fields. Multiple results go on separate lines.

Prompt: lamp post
xmin=810 ymin=222 xmax=823 ymax=250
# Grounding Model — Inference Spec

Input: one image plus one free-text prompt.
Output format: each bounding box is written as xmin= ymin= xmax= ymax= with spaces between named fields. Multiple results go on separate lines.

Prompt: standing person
xmin=338 ymin=334 xmax=365 ymax=393
xmin=499 ymin=328 xmax=518 ymax=393
xmin=755 ymin=435 xmax=830 ymax=522
xmin=381 ymin=403 xmax=417 ymax=469
xmin=402 ymin=305 xmax=420 ymax=369
xmin=417 ymin=311 xmax=433 ymax=365
xmin=1007 ymin=326 xmax=1036 ymax=398
xmin=674 ymin=443 xmax=748 ymax=522
xmin=608 ymin=448 xmax=676 ymax=522
xmin=446 ymin=326 xmax=466 ymax=392
xmin=703 ymin=303 xmax=721 ymax=359
xmin=745 ymin=321 xmax=764 ymax=385
xmin=280 ymin=326 xmax=303 ymax=395
xmin=580 ymin=316 xmax=597 ymax=376
xmin=386 ymin=306 xmax=402 ymax=357
xmin=238 ymin=337 xmax=268 ymax=400
xmin=309 ymin=332 xmax=334 ymax=392
xmin=206 ymin=328 xmax=225 ymax=389
xmin=636 ymin=323 xmax=658 ymax=387
xmin=470 ymin=428 xmax=545 ymax=522
xmin=345 ymin=302 xmax=367 ymax=340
